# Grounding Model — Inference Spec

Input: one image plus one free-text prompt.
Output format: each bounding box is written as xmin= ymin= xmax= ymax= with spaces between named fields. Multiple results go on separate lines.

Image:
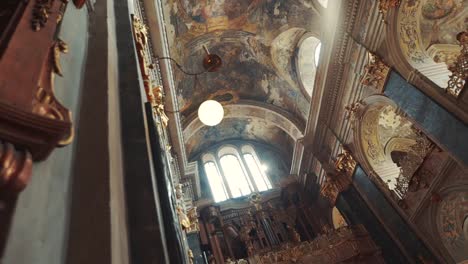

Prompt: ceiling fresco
xmin=162 ymin=0 xmax=324 ymax=157
xmin=185 ymin=117 xmax=294 ymax=159
xmin=397 ymin=0 xmax=466 ymax=87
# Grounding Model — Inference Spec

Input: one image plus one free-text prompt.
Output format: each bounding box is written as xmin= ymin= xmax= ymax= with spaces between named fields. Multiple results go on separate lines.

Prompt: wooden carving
xmin=131 ymin=14 xmax=169 ymax=127
xmin=0 ymin=0 xmax=73 ymax=192
xmin=0 ymin=141 xmax=33 ymax=193
xmin=447 ymin=30 xmax=468 ymax=97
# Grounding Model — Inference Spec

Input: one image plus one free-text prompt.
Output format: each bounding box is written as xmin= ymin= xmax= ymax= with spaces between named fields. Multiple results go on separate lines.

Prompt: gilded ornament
xmin=177 ymin=206 xmax=191 ymax=230
xmin=52 ymin=38 xmax=69 ymax=77
xmin=32 ymin=0 xmax=52 ymax=31
xmin=131 ymin=15 xmax=169 ymax=126
xmin=320 ymin=172 xmax=352 ymax=206
xmin=187 ymin=207 xmax=200 ymax=233
xmin=0 ymin=141 xmax=33 ymax=193
xmin=360 ymin=53 xmax=390 ymax=92
xmin=334 ymin=148 xmax=357 ymax=177
xmin=446 ymin=30 xmax=467 ymax=97
xmin=344 ymin=100 xmax=363 ymax=120
xmin=378 ymin=0 xmax=401 ymax=18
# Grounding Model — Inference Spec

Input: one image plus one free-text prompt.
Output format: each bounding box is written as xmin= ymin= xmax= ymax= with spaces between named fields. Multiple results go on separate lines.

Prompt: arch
xmin=183 ymin=101 xmax=304 ymax=146
xmin=295 ymin=33 xmax=322 ymax=99
xmin=270 ymin=27 xmax=307 ymax=91
xmin=241 ymin=144 xmax=272 ymax=192
xmin=202 ymin=144 xmax=274 ymax=202
xmin=352 ymin=95 xmax=432 ymax=195
xmin=434 ymin=185 xmax=468 ymax=262
xmin=391 ymin=0 xmax=466 ymax=89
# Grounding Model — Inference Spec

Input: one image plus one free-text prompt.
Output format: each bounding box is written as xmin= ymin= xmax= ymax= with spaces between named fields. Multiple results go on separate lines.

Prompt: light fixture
xmin=157 ymin=46 xmax=224 ymax=126
xmin=198 ymin=100 xmax=224 ymax=126
xmin=156 ymin=45 xmax=222 ymax=76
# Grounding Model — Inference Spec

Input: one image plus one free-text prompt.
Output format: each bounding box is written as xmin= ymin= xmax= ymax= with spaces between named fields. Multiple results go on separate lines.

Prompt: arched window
xmin=203 ymin=145 xmax=272 ymax=202
xmin=220 ymin=154 xmax=253 ymax=198
xmin=204 ymin=161 xmax=228 ymax=202
xmin=297 ymin=36 xmax=322 ymax=98
xmin=241 ymin=145 xmax=272 ymax=192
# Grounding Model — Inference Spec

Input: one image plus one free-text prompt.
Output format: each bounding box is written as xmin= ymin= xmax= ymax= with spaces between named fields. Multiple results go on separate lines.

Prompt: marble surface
xmin=385 ymin=71 xmax=468 ymax=166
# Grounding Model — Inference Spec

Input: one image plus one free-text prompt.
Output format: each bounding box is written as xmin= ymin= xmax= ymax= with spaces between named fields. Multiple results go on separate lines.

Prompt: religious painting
xmin=177 ymin=0 xmax=259 ymax=32
xmin=422 ymin=0 xmax=455 ymax=20
xmin=437 ymin=191 xmax=468 ymax=262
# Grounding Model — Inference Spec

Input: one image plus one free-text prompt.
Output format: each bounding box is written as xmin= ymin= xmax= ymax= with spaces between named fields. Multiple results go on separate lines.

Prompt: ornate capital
xmin=344 ymin=100 xmax=364 ymax=121
xmin=334 ymin=148 xmax=358 ymax=178
xmin=320 ymin=148 xmax=357 ymax=205
xmin=360 ymin=53 xmax=390 ymax=92
xmin=320 ymin=172 xmax=352 ymax=206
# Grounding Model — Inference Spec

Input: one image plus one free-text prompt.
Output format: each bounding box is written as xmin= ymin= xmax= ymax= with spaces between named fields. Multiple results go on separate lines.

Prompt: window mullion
xmin=214 ymin=156 xmax=233 ymax=199
xmin=239 ymin=152 xmax=259 ymax=193
xmin=253 ymin=153 xmax=272 ymax=189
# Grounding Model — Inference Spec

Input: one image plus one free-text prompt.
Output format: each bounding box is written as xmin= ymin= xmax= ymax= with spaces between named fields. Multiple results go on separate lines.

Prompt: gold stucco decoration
xmin=360 ymin=53 xmax=390 ymax=92
xmin=131 ymin=15 xmax=169 ymax=127
xmin=378 ymin=0 xmax=401 ymax=18
xmin=334 ymin=148 xmax=357 ymax=178
xmin=447 ymin=30 xmax=467 ymax=98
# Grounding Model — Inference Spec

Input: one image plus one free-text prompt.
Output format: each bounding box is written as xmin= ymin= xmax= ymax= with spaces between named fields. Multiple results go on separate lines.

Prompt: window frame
xmin=202 ymin=144 xmax=273 ymax=202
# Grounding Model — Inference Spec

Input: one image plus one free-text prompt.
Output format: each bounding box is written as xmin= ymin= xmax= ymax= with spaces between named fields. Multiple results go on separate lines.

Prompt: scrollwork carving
xmin=131 ymin=15 xmax=169 ymax=127
xmin=446 ymin=30 xmax=467 ymax=97
xmin=360 ymin=53 xmax=390 ymax=92
xmin=344 ymin=100 xmax=363 ymax=121
xmin=31 ymin=38 xmax=73 ymax=146
xmin=32 ymin=0 xmax=52 ymax=31
xmin=0 ymin=141 xmax=33 ymax=193
xmin=320 ymin=172 xmax=352 ymax=206
xmin=52 ymin=38 xmax=68 ymax=76
xmin=334 ymin=148 xmax=358 ymax=177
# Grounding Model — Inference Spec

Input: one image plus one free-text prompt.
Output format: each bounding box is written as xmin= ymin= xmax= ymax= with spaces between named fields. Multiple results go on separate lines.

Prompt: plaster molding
xmin=290 ymin=138 xmax=305 ymax=176
xmin=385 ymin=8 xmax=468 ymax=123
xmin=140 ymin=0 xmax=190 ymax=176
xmin=183 ymin=101 xmax=305 ymax=144
xmin=300 ymin=0 xmax=360 ymax=178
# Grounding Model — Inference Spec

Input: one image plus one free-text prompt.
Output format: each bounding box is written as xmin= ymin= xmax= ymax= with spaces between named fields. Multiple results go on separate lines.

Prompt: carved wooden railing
xmin=0 ymin=0 xmax=79 ymax=194
xmin=0 ymin=0 xmax=83 ymax=256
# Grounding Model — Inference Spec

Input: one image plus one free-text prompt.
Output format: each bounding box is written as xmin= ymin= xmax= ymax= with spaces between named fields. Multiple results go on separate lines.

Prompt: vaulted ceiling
xmin=162 ymin=0 xmax=325 ymax=159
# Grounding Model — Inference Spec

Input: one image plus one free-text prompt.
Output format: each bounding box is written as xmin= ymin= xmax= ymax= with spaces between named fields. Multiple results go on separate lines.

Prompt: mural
xmin=422 ymin=0 xmax=455 ymax=20
xmin=437 ymin=191 xmax=468 ymax=262
xmin=397 ymin=0 xmax=467 ymax=87
xmin=161 ymin=0 xmax=323 ymax=156
xmin=354 ymin=97 xmax=434 ymax=202
xmin=186 ymin=117 xmax=294 ymax=158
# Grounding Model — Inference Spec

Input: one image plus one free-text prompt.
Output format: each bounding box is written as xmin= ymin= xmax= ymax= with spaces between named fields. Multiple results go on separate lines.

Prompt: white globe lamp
xmin=198 ymin=100 xmax=224 ymax=126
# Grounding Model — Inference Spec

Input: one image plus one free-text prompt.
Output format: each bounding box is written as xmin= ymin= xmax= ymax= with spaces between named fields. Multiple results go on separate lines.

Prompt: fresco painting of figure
xmin=178 ymin=0 xmax=258 ymax=32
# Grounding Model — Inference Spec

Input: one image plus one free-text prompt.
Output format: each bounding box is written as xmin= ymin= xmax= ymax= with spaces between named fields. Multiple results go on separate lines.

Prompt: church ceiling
xmin=186 ymin=117 xmax=294 ymax=159
xmin=162 ymin=0 xmax=323 ymax=157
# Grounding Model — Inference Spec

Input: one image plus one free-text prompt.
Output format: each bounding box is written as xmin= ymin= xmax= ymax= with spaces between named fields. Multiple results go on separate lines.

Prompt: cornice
xmin=300 ymin=0 xmax=360 ymax=180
